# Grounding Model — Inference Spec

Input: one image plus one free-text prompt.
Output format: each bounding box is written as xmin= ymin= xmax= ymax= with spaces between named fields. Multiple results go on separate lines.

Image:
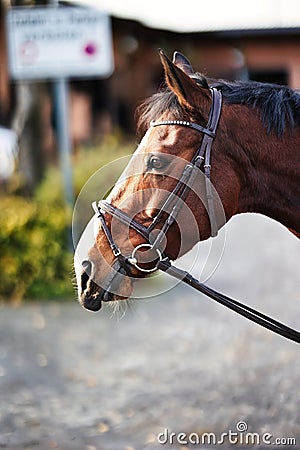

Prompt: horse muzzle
xmin=77 ymin=259 xmax=134 ymax=312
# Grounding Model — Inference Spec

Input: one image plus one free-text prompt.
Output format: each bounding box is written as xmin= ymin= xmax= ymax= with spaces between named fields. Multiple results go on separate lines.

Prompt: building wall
xmin=154 ymin=35 xmax=300 ymax=88
xmin=243 ymin=37 xmax=300 ymax=88
xmin=106 ymin=20 xmax=300 ymax=136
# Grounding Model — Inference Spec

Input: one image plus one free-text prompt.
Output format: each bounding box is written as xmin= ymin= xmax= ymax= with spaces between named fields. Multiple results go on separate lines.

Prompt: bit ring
xmin=127 ymin=243 xmax=162 ymax=273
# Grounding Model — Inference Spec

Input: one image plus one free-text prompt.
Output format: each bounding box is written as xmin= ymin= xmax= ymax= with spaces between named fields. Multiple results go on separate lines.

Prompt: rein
xmin=157 ymin=259 xmax=300 ymax=344
xmin=92 ymin=87 xmax=300 ymax=344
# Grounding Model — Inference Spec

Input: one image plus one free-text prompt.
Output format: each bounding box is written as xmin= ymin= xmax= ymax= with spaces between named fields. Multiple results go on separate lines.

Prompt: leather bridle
xmin=91 ymin=87 xmax=300 ymax=344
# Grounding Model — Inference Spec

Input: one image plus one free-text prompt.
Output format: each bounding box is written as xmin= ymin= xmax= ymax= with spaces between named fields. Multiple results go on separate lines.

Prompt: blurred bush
xmin=0 ymin=136 xmax=133 ymax=302
xmin=0 ymin=195 xmax=72 ymax=301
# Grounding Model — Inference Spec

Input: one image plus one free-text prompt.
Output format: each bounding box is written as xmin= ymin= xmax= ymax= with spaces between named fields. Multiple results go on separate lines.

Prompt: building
xmin=102 ymin=16 xmax=300 ymax=134
xmin=1 ymin=1 xmax=300 ymax=186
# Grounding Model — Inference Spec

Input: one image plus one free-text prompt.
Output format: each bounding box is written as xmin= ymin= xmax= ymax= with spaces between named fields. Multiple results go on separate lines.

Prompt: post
xmin=53 ymin=77 xmax=74 ymax=207
xmin=51 ymin=0 xmax=74 ymax=208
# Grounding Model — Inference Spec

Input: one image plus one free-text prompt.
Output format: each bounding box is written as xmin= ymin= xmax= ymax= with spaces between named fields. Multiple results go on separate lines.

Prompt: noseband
xmin=91 ymin=87 xmax=300 ymax=344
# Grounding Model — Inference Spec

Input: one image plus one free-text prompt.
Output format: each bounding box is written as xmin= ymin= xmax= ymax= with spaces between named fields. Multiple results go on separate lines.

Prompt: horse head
xmin=74 ymin=49 xmax=300 ymax=311
xmin=73 ymin=51 xmax=236 ymax=311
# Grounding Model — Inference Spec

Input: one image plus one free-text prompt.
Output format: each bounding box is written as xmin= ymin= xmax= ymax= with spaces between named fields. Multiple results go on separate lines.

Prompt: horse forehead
xmin=136 ymin=125 xmax=187 ymax=153
xmin=107 ymin=125 xmax=194 ymax=203
xmin=106 ymin=130 xmax=152 ymax=203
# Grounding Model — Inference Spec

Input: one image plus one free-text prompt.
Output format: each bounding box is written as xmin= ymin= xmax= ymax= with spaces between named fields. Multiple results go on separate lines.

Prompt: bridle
xmin=93 ymin=87 xmax=222 ymax=271
xmin=91 ymin=87 xmax=300 ymax=344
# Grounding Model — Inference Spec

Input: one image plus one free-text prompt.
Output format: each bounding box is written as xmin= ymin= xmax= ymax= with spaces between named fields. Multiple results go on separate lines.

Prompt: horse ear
xmin=172 ymin=51 xmax=194 ymax=77
xmin=159 ymin=49 xmax=208 ymax=108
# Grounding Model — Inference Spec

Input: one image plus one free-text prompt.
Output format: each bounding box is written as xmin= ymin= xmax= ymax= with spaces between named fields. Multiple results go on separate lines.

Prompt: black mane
xmin=137 ymin=76 xmax=300 ymax=137
xmin=212 ymin=78 xmax=300 ymax=136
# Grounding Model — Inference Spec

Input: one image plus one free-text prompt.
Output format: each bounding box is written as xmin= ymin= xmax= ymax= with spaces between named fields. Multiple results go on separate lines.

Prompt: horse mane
xmin=212 ymin=78 xmax=300 ymax=136
xmin=137 ymin=75 xmax=300 ymax=138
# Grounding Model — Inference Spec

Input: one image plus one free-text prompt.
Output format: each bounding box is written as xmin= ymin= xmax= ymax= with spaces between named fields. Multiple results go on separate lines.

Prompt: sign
xmin=6 ymin=7 xmax=114 ymax=80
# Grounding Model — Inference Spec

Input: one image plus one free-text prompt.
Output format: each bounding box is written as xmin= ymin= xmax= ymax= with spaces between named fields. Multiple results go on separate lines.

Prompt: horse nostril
xmin=81 ymin=260 xmax=92 ymax=291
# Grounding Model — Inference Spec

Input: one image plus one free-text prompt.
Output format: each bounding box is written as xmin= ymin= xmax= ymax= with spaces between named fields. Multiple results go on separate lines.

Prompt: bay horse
xmin=74 ymin=50 xmax=300 ymax=335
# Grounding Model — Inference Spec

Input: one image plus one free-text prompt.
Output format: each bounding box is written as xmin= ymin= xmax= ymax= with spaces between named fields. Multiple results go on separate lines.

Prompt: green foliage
xmin=0 ymin=136 xmax=134 ymax=302
xmin=35 ymin=135 xmax=133 ymax=202
xmin=0 ymin=195 xmax=73 ymax=301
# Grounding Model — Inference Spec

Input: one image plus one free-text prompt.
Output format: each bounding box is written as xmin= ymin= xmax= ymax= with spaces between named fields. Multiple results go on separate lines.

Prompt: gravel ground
xmin=0 ymin=214 xmax=299 ymax=450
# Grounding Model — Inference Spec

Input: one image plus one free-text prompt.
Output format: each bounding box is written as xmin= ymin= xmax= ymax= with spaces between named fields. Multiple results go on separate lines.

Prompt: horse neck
xmin=229 ymin=109 xmax=300 ymax=233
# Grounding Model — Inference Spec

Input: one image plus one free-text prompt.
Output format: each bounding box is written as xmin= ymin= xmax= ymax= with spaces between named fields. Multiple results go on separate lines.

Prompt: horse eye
xmin=148 ymin=155 xmax=166 ymax=170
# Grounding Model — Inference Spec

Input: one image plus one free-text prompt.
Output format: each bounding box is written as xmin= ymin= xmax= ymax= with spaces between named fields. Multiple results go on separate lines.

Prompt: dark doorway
xmin=249 ymin=69 xmax=288 ymax=86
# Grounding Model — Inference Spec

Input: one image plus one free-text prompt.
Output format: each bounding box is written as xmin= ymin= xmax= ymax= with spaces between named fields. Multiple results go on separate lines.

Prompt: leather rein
xmin=92 ymin=87 xmax=300 ymax=344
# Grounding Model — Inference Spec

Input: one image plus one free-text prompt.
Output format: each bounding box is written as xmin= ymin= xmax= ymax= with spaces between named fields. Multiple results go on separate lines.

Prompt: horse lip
xmin=81 ymin=288 xmax=117 ymax=311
